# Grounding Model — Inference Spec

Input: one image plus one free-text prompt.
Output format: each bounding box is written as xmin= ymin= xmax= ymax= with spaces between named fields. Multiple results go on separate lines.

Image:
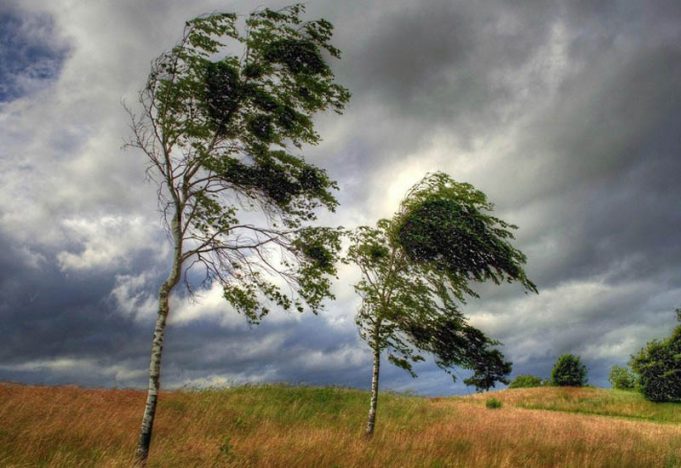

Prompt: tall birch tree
xmin=347 ymin=172 xmax=537 ymax=437
xmin=126 ymin=6 xmax=349 ymax=463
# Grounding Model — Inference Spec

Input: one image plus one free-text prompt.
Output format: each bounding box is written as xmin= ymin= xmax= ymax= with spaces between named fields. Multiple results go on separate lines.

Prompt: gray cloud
xmin=1 ymin=0 xmax=680 ymax=395
xmin=0 ymin=4 xmax=68 ymax=102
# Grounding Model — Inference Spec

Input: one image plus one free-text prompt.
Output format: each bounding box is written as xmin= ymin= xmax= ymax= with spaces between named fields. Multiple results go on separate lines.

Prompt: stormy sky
xmin=1 ymin=0 xmax=680 ymax=395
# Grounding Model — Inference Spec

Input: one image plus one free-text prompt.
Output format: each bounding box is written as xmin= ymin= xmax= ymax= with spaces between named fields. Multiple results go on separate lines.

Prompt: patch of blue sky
xmin=0 ymin=7 xmax=69 ymax=103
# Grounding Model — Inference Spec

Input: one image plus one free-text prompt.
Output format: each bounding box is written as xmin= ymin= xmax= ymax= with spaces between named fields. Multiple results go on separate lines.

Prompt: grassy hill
xmin=1 ymin=383 xmax=680 ymax=467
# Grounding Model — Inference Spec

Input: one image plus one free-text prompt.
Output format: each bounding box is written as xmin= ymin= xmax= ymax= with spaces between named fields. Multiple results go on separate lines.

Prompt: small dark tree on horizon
xmin=125 ymin=5 xmax=349 ymax=463
xmin=347 ymin=172 xmax=537 ymax=437
xmin=551 ymin=354 xmax=588 ymax=387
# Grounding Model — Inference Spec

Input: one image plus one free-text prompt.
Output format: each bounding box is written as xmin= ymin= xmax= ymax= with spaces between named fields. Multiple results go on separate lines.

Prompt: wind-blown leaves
xmin=348 ymin=172 xmax=537 ymax=391
xmin=129 ymin=4 xmax=350 ymax=319
xmin=394 ymin=172 xmax=537 ymax=293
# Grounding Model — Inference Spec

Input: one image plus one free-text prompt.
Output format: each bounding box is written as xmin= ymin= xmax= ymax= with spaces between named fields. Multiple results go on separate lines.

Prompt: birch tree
xmin=347 ymin=172 xmax=536 ymax=437
xmin=126 ymin=6 xmax=349 ymax=463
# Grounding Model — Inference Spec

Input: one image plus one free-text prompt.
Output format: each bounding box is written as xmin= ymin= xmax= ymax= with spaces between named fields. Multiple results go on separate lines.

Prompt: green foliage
xmin=347 ymin=172 xmax=536 ymax=392
xmin=509 ymin=374 xmax=545 ymax=389
xmin=551 ymin=354 xmax=588 ymax=387
xmin=128 ymin=4 xmax=349 ymax=320
xmin=630 ymin=309 xmax=681 ymax=402
xmin=608 ymin=365 xmax=637 ymax=390
xmin=485 ymin=398 xmax=502 ymax=409
xmin=410 ymin=315 xmax=512 ymax=391
xmin=393 ymin=172 xmax=537 ymax=294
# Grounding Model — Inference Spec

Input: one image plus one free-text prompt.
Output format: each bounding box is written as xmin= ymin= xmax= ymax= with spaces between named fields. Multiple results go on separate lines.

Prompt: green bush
xmin=508 ymin=374 xmax=544 ymax=389
xmin=608 ymin=365 xmax=637 ymax=390
xmin=551 ymin=354 xmax=588 ymax=387
xmin=630 ymin=309 xmax=681 ymax=402
xmin=485 ymin=398 xmax=502 ymax=409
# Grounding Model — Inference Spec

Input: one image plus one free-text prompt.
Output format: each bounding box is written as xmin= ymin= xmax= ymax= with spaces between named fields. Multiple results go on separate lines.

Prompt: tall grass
xmin=1 ymin=383 xmax=680 ymax=467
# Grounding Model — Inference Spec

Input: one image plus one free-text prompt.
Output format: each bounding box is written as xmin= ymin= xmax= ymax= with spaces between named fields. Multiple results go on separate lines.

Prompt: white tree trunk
xmin=365 ymin=323 xmax=381 ymax=437
xmin=135 ymin=284 xmax=171 ymax=463
xmin=135 ymin=214 xmax=182 ymax=464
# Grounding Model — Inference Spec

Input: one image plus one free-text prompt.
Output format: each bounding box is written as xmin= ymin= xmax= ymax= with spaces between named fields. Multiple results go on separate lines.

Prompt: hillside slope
xmin=1 ymin=383 xmax=679 ymax=467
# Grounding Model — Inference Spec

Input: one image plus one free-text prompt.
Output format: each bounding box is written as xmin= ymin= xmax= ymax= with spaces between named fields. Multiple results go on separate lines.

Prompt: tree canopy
xmin=128 ymin=5 xmax=350 ymax=320
xmin=551 ymin=354 xmax=588 ymax=387
xmin=394 ymin=172 xmax=536 ymax=293
xmin=630 ymin=308 xmax=681 ymax=402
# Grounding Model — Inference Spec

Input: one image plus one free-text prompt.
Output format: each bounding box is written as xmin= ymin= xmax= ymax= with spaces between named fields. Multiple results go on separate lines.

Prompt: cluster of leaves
xmin=129 ymin=5 xmax=350 ymax=322
xmin=406 ymin=314 xmax=512 ymax=391
xmin=219 ymin=226 xmax=341 ymax=323
xmin=393 ymin=172 xmax=536 ymax=294
xmin=347 ymin=173 xmax=536 ymax=391
xmin=630 ymin=309 xmax=681 ymax=402
xmin=508 ymin=374 xmax=545 ymax=389
xmin=551 ymin=354 xmax=588 ymax=387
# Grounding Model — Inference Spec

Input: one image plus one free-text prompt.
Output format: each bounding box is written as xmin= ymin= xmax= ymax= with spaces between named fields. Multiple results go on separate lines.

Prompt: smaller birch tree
xmin=347 ymin=172 xmax=536 ymax=437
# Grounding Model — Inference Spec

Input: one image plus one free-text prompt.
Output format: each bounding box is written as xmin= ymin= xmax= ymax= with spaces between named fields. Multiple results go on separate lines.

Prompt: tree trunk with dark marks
xmin=135 ymin=215 xmax=182 ymax=464
xmin=365 ymin=321 xmax=382 ymax=437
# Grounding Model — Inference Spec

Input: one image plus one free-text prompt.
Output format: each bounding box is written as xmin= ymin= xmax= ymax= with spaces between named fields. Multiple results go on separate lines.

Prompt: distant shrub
xmin=508 ymin=374 xmax=544 ymax=389
xmin=608 ymin=365 xmax=637 ymax=390
xmin=551 ymin=354 xmax=588 ymax=387
xmin=485 ymin=398 xmax=502 ymax=409
xmin=630 ymin=309 xmax=681 ymax=402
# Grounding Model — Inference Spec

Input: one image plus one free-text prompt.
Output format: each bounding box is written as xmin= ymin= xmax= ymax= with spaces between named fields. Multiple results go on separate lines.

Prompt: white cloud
xmin=468 ymin=278 xmax=681 ymax=365
xmin=0 ymin=357 xmax=145 ymax=383
xmin=173 ymin=369 xmax=279 ymax=389
xmin=580 ymin=323 xmax=658 ymax=361
xmin=57 ymin=215 xmax=164 ymax=271
xmin=110 ymin=272 xmax=158 ymax=322
xmin=291 ymin=346 xmax=369 ymax=372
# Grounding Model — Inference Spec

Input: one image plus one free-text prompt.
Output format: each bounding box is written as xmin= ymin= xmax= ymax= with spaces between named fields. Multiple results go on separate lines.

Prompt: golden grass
xmin=1 ymin=383 xmax=680 ymax=467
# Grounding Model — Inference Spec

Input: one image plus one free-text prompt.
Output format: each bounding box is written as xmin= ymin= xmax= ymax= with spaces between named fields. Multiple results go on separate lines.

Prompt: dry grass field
xmin=1 ymin=383 xmax=680 ymax=467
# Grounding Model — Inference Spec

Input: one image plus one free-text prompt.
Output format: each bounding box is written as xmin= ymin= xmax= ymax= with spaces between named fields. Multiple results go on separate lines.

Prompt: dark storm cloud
xmin=513 ymin=47 xmax=681 ymax=202
xmin=2 ymin=0 xmax=681 ymax=395
xmin=0 ymin=227 xmax=372 ymax=389
xmin=3 ymin=245 xmax=239 ymax=386
xmin=315 ymin=0 xmax=565 ymax=210
xmin=347 ymin=1 xmax=551 ymax=122
xmin=160 ymin=317 xmax=368 ymax=387
xmin=0 ymin=232 xmax=159 ymax=384
xmin=487 ymin=8 xmax=681 ymax=300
